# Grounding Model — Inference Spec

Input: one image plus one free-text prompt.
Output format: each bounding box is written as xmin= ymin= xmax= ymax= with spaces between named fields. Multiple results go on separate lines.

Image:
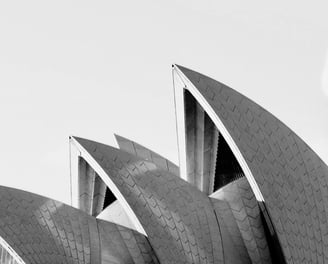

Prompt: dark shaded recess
xmin=184 ymin=88 xmax=196 ymax=111
xmin=213 ymin=133 xmax=244 ymax=191
xmin=259 ymin=202 xmax=287 ymax=264
xmin=103 ymin=187 xmax=117 ymax=209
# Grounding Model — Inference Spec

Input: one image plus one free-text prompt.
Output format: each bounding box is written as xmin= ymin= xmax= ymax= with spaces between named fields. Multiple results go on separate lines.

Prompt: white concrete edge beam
xmin=172 ymin=69 xmax=188 ymax=181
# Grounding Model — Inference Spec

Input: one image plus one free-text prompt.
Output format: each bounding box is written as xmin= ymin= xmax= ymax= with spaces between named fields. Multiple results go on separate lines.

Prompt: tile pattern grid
xmin=176 ymin=65 xmax=328 ymax=264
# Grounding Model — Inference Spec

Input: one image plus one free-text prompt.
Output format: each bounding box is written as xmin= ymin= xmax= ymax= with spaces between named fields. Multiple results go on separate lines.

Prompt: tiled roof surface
xmin=176 ymin=65 xmax=328 ymax=263
xmin=1 ymin=64 xmax=325 ymax=264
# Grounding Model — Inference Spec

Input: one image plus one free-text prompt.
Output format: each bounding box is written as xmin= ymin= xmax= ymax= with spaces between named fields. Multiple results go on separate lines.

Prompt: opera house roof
xmin=0 ymin=65 xmax=327 ymax=264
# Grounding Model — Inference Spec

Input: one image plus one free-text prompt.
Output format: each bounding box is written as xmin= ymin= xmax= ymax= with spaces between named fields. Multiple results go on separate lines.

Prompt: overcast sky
xmin=0 ymin=0 xmax=327 ymax=205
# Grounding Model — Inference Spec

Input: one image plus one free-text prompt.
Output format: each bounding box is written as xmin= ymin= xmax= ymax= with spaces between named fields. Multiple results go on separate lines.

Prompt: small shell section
xmin=0 ymin=185 xmax=158 ymax=264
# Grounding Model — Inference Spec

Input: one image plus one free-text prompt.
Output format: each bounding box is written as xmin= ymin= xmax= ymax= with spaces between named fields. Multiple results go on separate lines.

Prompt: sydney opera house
xmin=1 ymin=65 xmax=328 ymax=264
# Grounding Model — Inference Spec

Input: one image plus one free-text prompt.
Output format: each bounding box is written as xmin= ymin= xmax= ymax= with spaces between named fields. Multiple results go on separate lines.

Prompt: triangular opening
xmin=213 ymin=133 xmax=244 ymax=191
xmin=103 ymin=187 xmax=117 ymax=209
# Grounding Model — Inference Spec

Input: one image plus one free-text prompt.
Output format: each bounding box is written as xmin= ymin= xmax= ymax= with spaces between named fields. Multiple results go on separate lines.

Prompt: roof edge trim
xmin=0 ymin=235 xmax=25 ymax=264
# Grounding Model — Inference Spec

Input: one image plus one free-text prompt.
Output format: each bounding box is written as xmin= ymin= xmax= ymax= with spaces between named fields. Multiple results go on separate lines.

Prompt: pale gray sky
xmin=0 ymin=0 xmax=327 ymax=204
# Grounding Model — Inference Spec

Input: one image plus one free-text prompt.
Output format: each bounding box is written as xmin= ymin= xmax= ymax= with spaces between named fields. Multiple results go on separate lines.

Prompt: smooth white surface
xmin=0 ymin=1 xmax=327 ymax=204
xmin=97 ymin=200 xmax=137 ymax=232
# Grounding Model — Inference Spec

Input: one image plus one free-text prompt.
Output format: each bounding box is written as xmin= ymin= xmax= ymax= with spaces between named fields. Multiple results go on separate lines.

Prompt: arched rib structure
xmin=173 ymin=64 xmax=328 ymax=263
xmin=0 ymin=185 xmax=158 ymax=264
xmin=77 ymin=156 xmax=107 ymax=216
xmin=72 ymin=136 xmax=225 ymax=264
